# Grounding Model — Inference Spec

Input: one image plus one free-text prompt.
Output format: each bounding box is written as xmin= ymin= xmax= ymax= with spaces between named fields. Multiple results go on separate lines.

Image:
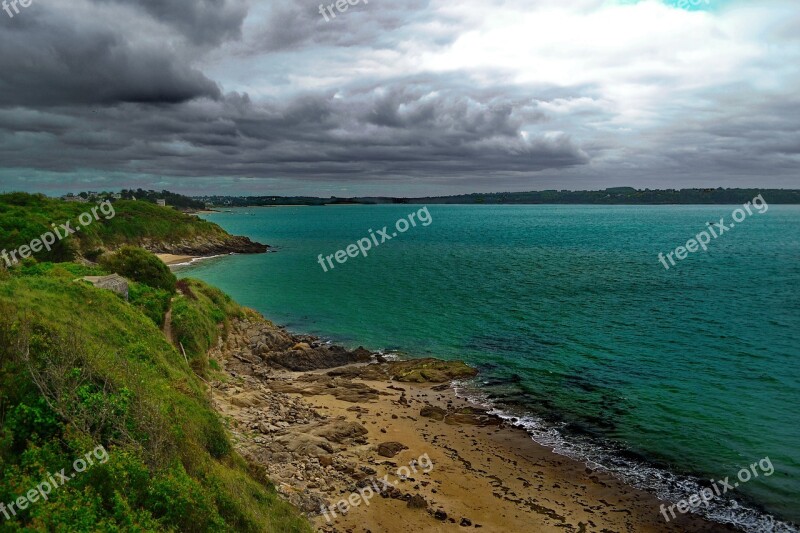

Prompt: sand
xmin=156 ymin=254 xmax=198 ymax=266
xmin=301 ymin=377 xmax=734 ymax=533
xmin=204 ymin=315 xmax=736 ymax=533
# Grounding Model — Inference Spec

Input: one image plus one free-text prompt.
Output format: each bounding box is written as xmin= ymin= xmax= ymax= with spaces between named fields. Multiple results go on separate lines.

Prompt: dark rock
xmin=460 ymin=518 xmax=472 ymax=527
xmin=420 ymin=405 xmax=447 ymax=421
xmin=376 ymin=442 xmax=408 ymax=458
xmin=444 ymin=407 xmax=502 ymax=427
xmin=407 ymin=494 xmax=428 ymax=509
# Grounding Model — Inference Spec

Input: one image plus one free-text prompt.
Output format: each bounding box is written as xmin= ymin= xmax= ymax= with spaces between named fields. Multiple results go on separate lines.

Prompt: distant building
xmin=79 ymin=274 xmax=129 ymax=300
xmin=156 ymin=199 xmax=166 ymax=207
xmin=62 ymin=195 xmax=88 ymax=203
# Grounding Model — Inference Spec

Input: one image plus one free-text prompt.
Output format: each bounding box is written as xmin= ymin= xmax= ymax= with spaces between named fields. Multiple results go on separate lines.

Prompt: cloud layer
xmin=1 ymin=0 xmax=798 ymax=195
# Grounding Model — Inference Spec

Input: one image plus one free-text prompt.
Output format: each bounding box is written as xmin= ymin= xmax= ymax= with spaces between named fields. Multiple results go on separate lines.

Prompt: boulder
xmin=420 ymin=405 xmax=447 ymax=421
xmin=377 ymin=441 xmax=408 ymax=458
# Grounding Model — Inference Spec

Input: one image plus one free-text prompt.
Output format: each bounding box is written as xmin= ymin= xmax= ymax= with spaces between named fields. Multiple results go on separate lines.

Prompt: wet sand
xmin=302 ymin=376 xmax=735 ymax=533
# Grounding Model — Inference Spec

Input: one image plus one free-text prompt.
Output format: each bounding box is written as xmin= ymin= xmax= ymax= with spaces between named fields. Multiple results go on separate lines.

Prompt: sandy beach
xmin=207 ymin=316 xmax=736 ymax=533
xmin=157 ymin=253 xmax=199 ymax=266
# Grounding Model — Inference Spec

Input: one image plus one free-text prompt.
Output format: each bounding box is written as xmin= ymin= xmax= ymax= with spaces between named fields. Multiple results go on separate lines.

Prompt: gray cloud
xmin=0 ymin=2 xmax=221 ymax=106
xmin=0 ymin=79 xmax=589 ymax=182
xmin=0 ymin=0 xmax=798 ymax=195
xmin=250 ymin=0 xmax=446 ymax=53
xmin=100 ymin=0 xmax=248 ymax=46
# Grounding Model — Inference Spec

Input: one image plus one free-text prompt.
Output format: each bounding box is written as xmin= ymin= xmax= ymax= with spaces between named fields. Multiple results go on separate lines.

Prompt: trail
xmin=162 ymin=301 xmax=173 ymax=343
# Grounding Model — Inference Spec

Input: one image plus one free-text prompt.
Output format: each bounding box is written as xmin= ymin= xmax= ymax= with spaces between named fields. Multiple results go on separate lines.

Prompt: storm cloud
xmin=1 ymin=0 xmax=798 ymax=196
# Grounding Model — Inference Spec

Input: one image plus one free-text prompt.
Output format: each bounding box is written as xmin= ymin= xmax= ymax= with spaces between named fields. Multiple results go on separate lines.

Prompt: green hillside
xmin=0 ymin=193 xmax=309 ymax=532
xmin=0 ymin=261 xmax=310 ymax=532
xmin=0 ymin=193 xmax=258 ymax=264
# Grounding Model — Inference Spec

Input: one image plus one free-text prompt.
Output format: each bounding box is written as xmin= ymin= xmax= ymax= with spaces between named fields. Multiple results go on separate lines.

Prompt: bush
xmin=128 ymin=282 xmax=171 ymax=327
xmin=100 ymin=247 xmax=176 ymax=293
xmin=0 ymin=274 xmax=312 ymax=532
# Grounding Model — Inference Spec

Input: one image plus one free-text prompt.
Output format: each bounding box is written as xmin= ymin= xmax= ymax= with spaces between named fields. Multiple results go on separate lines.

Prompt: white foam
xmin=448 ymin=380 xmax=798 ymax=533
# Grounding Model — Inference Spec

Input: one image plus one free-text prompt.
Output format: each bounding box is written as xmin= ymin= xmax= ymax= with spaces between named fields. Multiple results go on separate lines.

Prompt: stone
xmin=420 ymin=405 xmax=447 ymax=421
xmin=407 ymin=494 xmax=428 ymax=509
xmin=376 ymin=442 xmax=408 ymax=458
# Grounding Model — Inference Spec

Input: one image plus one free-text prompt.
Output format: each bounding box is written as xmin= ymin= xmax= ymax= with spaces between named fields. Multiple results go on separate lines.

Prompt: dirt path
xmin=162 ymin=302 xmax=173 ymax=343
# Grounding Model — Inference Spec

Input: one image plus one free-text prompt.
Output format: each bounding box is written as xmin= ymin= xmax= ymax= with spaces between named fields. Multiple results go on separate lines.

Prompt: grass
xmin=0 ymin=193 xmax=231 ymax=263
xmin=0 ymin=263 xmax=311 ymax=532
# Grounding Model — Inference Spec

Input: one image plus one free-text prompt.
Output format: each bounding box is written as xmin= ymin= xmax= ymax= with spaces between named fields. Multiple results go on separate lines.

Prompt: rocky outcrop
xmin=140 ymin=234 xmax=268 ymax=256
xmin=376 ymin=442 xmax=408 ymax=458
xmin=205 ymin=315 xmax=481 ymax=521
xmin=222 ymin=318 xmax=375 ymax=372
xmin=328 ymin=358 xmax=479 ymax=383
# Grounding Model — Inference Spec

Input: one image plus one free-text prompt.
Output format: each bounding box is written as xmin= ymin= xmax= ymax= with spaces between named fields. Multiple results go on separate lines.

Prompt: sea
xmin=176 ymin=204 xmax=800 ymax=532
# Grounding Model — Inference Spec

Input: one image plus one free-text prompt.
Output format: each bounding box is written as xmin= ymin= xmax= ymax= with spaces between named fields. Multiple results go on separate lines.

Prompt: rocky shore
xmin=142 ymin=234 xmax=269 ymax=256
xmin=207 ymin=314 xmax=737 ymax=533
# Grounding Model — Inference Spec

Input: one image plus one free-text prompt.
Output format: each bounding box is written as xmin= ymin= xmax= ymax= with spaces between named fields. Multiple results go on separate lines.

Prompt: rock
xmin=267 ymin=345 xmax=375 ymax=372
xmin=420 ymin=405 xmax=447 ymax=421
xmin=291 ymin=342 xmax=312 ymax=351
xmin=388 ymin=359 xmax=478 ymax=383
xmin=142 ymin=235 xmax=268 ymax=256
xmin=258 ymin=422 xmax=281 ymax=434
xmin=330 ymin=359 xmax=478 ymax=383
xmin=444 ymin=407 xmax=502 ymax=427
xmin=230 ymin=391 xmax=265 ymax=408
xmin=434 ymin=510 xmax=448 ymax=521
xmin=319 ymin=455 xmax=334 ymax=467
xmin=313 ymin=421 xmax=369 ymax=443
xmin=407 ymin=494 xmax=428 ymax=509
xmin=273 ymin=434 xmax=334 ymax=457
xmin=460 ymin=518 xmax=472 ymax=527
xmin=351 ymin=346 xmax=374 ymax=360
xmin=376 ymin=442 xmax=408 ymax=458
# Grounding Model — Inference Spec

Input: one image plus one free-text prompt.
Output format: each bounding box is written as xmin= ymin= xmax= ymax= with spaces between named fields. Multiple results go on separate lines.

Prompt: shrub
xmin=100 ymin=247 xmax=176 ymax=293
xmin=128 ymin=282 xmax=171 ymax=327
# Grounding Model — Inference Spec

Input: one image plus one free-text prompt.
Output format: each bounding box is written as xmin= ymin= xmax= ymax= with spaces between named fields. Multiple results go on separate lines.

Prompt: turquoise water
xmin=178 ymin=205 xmax=800 ymax=531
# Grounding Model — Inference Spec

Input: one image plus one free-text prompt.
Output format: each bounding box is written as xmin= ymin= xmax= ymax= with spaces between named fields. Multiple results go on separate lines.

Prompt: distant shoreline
xmin=193 ymin=188 xmax=800 ymax=208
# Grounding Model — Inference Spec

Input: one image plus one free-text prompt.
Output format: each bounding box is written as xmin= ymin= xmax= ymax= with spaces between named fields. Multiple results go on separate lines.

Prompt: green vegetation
xmin=119 ymin=189 xmax=205 ymax=211
xmin=128 ymin=282 xmax=172 ymax=328
xmin=401 ymin=188 xmax=800 ymax=205
xmin=0 ymin=260 xmax=310 ymax=531
xmin=201 ymin=187 xmax=800 ymax=206
xmin=0 ymin=193 xmax=232 ymax=263
xmin=100 ymin=247 xmax=177 ymax=294
xmin=171 ymin=279 xmax=244 ymax=377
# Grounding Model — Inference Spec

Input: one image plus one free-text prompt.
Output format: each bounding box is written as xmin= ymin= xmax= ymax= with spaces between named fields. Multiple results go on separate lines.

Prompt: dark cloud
xmin=97 ymin=0 xmax=247 ymax=46
xmin=0 ymin=0 xmax=798 ymax=195
xmin=0 ymin=79 xmax=589 ymax=181
xmin=250 ymin=0 xmax=452 ymax=53
xmin=0 ymin=4 xmax=220 ymax=106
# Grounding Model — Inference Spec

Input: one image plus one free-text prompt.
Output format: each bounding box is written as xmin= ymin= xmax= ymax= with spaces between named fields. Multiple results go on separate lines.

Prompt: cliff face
xmin=139 ymin=234 xmax=269 ymax=256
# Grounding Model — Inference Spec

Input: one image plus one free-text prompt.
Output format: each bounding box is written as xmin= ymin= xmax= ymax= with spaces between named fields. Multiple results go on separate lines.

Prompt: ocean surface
xmin=177 ymin=204 xmax=800 ymax=531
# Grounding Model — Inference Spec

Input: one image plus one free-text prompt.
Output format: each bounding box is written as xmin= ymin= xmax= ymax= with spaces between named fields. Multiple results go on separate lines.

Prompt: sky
xmin=0 ymin=0 xmax=798 ymax=197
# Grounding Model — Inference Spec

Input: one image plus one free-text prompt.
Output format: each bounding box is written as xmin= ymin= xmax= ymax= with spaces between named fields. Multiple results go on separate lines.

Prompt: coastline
xmin=205 ymin=314 xmax=737 ymax=533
